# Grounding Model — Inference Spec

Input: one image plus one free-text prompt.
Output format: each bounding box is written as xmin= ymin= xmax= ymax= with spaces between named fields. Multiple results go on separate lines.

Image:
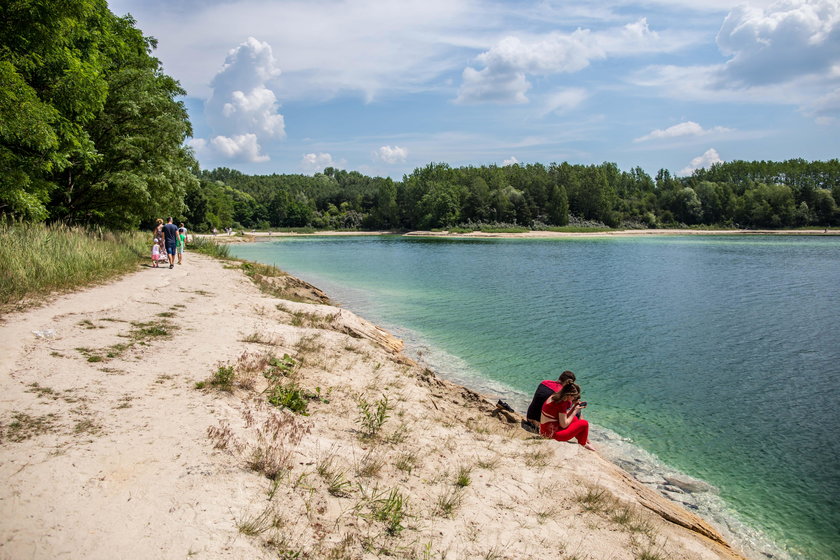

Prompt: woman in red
xmin=540 ymin=382 xmax=595 ymax=451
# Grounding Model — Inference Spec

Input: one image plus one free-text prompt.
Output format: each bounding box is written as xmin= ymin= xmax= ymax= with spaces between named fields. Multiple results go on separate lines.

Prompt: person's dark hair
xmin=167 ymin=216 xmax=174 ymax=223
xmin=558 ymin=370 xmax=576 ymax=384
xmin=551 ymin=382 xmax=581 ymax=403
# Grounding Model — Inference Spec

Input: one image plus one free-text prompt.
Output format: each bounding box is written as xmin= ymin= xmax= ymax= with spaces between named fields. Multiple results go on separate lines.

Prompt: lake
xmin=231 ymin=234 xmax=840 ymax=560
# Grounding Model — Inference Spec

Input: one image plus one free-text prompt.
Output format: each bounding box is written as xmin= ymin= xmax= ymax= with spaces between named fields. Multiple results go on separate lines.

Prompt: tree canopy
xmin=0 ymin=0 xmax=197 ymax=228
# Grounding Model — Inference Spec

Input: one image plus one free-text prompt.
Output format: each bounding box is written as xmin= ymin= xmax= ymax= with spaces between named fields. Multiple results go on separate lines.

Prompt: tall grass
xmin=0 ymin=222 xmax=147 ymax=308
xmin=189 ymin=236 xmax=231 ymax=258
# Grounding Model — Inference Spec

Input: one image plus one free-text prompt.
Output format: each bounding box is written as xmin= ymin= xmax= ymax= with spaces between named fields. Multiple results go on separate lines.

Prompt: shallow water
xmin=231 ymin=235 xmax=840 ymax=560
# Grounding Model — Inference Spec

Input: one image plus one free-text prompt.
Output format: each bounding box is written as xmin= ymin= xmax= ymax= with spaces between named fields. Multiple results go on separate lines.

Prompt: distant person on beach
xmin=525 ymin=370 xmax=577 ymax=429
xmin=162 ymin=217 xmax=179 ymax=269
xmin=176 ymin=224 xmax=187 ymax=265
xmin=540 ymin=382 xmax=594 ymax=451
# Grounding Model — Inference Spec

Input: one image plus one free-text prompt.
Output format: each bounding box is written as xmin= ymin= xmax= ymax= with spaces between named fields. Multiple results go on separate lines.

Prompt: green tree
xmin=0 ymin=0 xmax=110 ymax=220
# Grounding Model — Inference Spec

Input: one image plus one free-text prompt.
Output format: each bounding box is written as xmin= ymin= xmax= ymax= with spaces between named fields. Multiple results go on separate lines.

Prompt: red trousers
xmin=540 ymin=417 xmax=589 ymax=446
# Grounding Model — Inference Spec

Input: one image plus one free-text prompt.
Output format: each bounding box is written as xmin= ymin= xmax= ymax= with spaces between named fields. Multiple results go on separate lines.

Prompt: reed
xmin=0 ymin=222 xmax=147 ymax=308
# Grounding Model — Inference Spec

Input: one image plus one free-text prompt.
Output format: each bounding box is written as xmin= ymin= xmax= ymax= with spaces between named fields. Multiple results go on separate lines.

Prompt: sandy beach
xmin=0 ymin=252 xmax=748 ymax=559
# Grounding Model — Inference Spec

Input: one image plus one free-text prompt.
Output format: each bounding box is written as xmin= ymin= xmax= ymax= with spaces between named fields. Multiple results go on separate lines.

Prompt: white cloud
xmin=206 ymin=37 xmax=285 ymax=138
xmin=716 ymin=0 xmax=840 ymax=86
xmin=456 ymin=18 xmax=689 ymax=104
xmin=374 ymin=145 xmax=409 ymax=164
xmin=503 ymin=156 xmax=520 ymax=166
xmin=221 ymin=86 xmax=285 ymax=137
xmin=210 ymin=134 xmax=269 ymax=163
xmin=680 ymin=148 xmax=724 ymax=175
xmin=190 ymin=37 xmax=285 ymax=163
xmin=187 ymin=135 xmax=269 ymax=163
xmin=301 ymin=153 xmax=341 ymax=174
xmin=634 ymin=121 xmax=733 ymax=142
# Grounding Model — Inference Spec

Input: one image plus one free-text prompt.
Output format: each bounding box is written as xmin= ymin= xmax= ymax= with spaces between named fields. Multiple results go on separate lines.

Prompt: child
xmin=151 ymin=241 xmax=161 ymax=267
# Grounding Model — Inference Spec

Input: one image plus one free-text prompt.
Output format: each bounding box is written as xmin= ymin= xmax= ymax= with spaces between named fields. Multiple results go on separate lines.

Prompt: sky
xmin=106 ymin=0 xmax=840 ymax=179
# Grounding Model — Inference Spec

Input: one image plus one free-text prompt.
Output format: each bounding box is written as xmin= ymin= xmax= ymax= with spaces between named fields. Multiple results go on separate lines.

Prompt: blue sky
xmin=107 ymin=0 xmax=840 ymax=179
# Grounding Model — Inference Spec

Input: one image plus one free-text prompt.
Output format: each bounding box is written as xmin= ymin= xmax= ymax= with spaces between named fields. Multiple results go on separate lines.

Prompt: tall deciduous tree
xmin=0 ymin=0 xmax=197 ymax=227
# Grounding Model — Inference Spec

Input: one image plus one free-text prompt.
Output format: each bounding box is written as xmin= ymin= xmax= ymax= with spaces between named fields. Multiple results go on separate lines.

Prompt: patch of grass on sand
xmin=3 ymin=411 xmax=59 ymax=442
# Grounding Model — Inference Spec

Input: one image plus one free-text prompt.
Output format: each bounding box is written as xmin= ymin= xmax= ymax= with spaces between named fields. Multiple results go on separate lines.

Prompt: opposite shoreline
xmin=204 ymin=227 xmax=839 ymax=244
xmin=1 ymin=251 xmax=754 ymax=559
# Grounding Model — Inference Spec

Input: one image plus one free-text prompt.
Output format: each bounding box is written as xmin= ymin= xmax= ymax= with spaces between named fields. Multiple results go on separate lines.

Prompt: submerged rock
xmin=664 ymin=474 xmax=718 ymax=494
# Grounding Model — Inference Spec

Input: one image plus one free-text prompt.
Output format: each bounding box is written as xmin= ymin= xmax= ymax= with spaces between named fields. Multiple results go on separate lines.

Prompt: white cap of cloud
xmin=503 ymin=156 xmax=520 ymax=166
xmin=195 ymin=37 xmax=286 ymax=162
xmin=680 ymin=148 xmax=724 ymax=176
xmin=221 ymin=86 xmax=286 ymax=138
xmin=635 ymin=121 xmax=733 ymax=142
xmin=716 ymin=0 xmax=840 ymax=86
xmin=209 ymin=134 xmax=269 ymax=163
xmin=301 ymin=153 xmax=340 ymax=174
xmin=374 ymin=145 xmax=409 ymax=164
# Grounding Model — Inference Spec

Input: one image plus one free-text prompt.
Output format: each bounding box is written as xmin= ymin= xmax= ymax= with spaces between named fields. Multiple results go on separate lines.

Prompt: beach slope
xmin=0 ymin=254 xmax=746 ymax=559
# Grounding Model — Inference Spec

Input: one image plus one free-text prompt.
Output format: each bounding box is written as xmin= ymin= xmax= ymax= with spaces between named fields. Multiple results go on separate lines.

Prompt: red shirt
xmin=541 ymin=398 xmax=572 ymax=424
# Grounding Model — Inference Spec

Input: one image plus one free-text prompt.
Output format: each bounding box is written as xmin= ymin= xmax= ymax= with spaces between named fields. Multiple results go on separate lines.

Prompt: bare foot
xmin=583 ymin=443 xmax=596 ymax=452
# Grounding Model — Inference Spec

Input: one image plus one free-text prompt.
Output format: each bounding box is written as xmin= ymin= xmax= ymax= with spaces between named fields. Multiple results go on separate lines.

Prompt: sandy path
xmin=0 ymin=254 xmax=748 ymax=560
xmin=0 ymin=256 xmax=276 ymax=559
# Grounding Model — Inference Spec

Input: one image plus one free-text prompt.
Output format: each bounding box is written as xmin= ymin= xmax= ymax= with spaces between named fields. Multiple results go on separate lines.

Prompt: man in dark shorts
xmin=525 ymin=370 xmax=576 ymax=429
xmin=162 ymin=217 xmax=179 ymax=269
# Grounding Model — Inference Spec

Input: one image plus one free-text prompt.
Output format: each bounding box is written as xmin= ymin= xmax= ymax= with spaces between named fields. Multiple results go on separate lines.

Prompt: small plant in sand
xmin=575 ymin=485 xmax=611 ymax=513
xmin=395 ymin=451 xmax=419 ymax=474
xmin=209 ymin=364 xmax=235 ymax=391
xmin=366 ymin=487 xmax=408 ymax=536
xmin=355 ymin=450 xmax=386 ymax=478
xmin=236 ymin=504 xmax=280 ymax=536
xmin=356 ymin=395 xmax=390 ymax=440
xmin=245 ymin=410 xmax=310 ymax=480
xmin=523 ymin=447 xmax=552 ymax=467
xmin=316 ymin=452 xmax=354 ymax=497
xmin=241 ymin=331 xmax=281 ymax=345
xmin=455 ymin=466 xmax=472 ymax=488
xmin=207 ymin=421 xmax=243 ymax=452
xmin=266 ymin=383 xmax=312 ymax=414
xmin=434 ymin=487 xmax=463 ymax=518
xmin=476 ymin=454 xmax=501 ymax=470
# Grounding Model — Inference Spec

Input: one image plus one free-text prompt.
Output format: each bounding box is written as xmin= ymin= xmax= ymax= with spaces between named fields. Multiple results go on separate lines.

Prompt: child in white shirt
xmin=151 ymin=242 xmax=161 ymax=267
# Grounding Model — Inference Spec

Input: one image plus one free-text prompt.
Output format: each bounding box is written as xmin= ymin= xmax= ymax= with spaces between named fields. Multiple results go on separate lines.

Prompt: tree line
xmin=3 ymin=2 xmax=839 ymax=232
xmin=189 ymin=159 xmax=840 ymax=232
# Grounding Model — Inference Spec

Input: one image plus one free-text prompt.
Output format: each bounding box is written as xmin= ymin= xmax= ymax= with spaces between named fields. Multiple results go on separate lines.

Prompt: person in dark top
xmin=162 ymin=217 xmax=179 ymax=269
xmin=525 ymin=370 xmax=576 ymax=429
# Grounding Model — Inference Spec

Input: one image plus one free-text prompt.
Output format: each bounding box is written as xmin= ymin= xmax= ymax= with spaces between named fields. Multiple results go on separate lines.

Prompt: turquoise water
xmin=231 ymin=235 xmax=840 ymax=560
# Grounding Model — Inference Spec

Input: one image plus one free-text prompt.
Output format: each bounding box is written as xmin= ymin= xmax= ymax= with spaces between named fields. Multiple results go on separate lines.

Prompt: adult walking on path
xmin=162 ymin=217 xmax=179 ymax=269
